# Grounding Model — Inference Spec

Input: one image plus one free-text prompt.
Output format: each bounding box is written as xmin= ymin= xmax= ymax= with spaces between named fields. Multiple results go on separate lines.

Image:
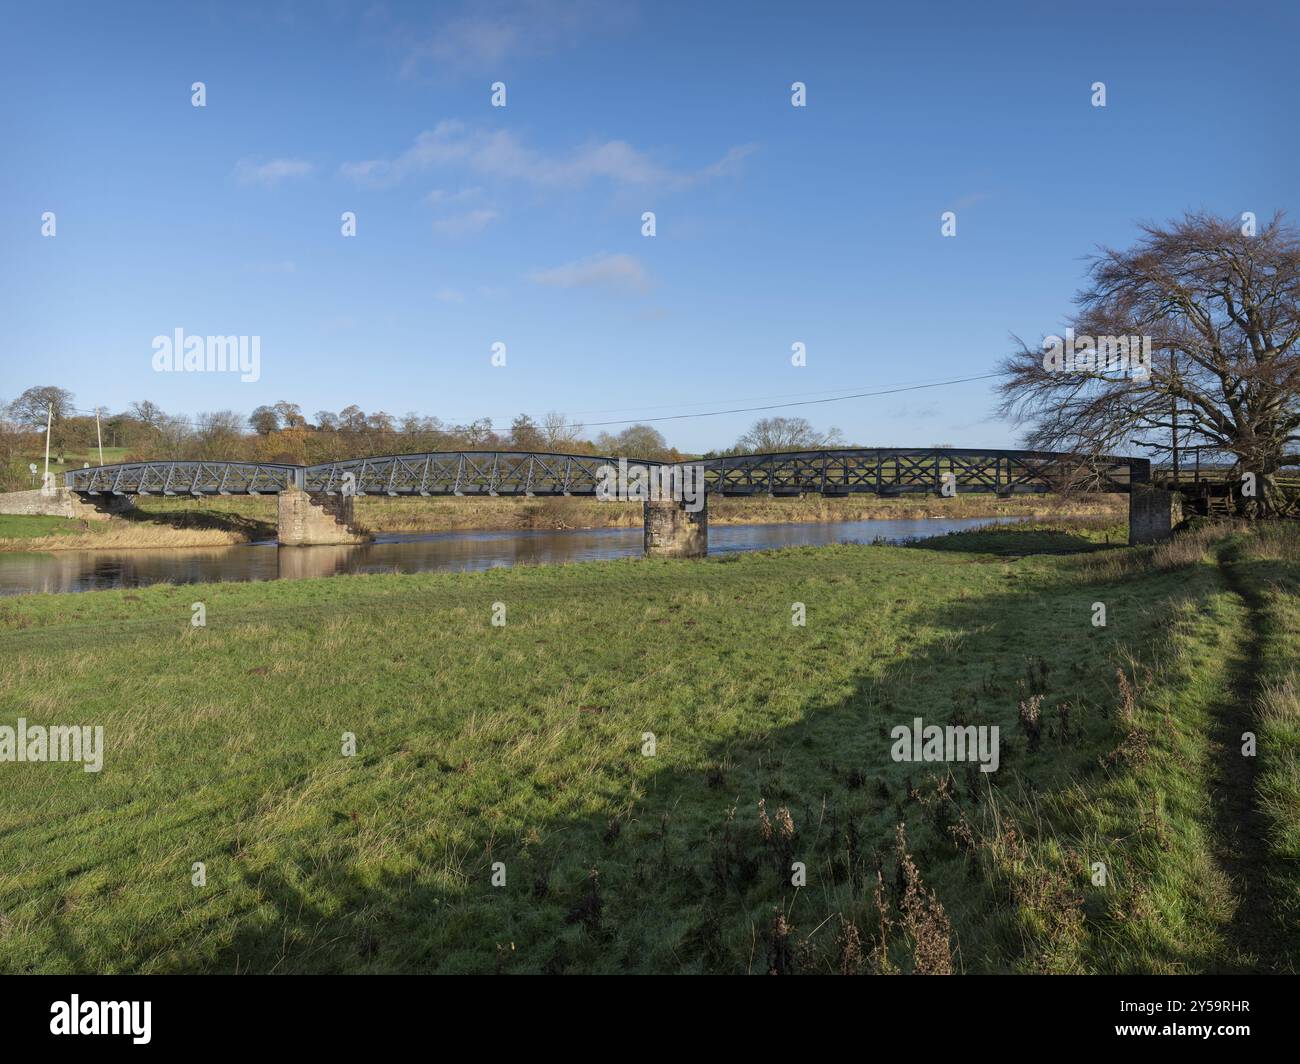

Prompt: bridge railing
xmin=303 ymin=452 xmax=658 ymax=496
xmin=699 ymin=448 xmax=1145 ymax=496
xmin=64 ymin=461 xmax=300 ymax=495
xmin=63 ymin=449 xmax=1149 ymax=498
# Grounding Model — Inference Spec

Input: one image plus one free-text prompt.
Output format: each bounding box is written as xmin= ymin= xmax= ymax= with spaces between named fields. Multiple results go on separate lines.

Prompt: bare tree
xmin=510 ymin=413 xmax=544 ymax=451
xmin=337 ymin=405 xmax=367 ymax=433
xmin=734 ymin=416 xmax=843 ymax=453
xmin=541 ymin=411 xmax=585 ymax=451
xmin=128 ymin=400 xmax=166 ymax=430
xmin=459 ymin=417 xmax=497 ymax=447
xmin=272 ymin=401 xmax=305 ymax=429
xmin=999 ymin=211 xmax=1300 ymax=511
xmin=594 ymin=424 xmax=672 ymax=459
xmin=8 ymin=385 xmax=75 ymax=459
xmin=191 ymin=411 xmax=245 ymax=460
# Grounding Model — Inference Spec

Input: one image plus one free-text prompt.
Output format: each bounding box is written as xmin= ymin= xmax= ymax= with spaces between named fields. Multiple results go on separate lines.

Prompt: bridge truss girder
xmin=303 ymin=451 xmax=652 ymax=496
xmin=64 ymin=449 xmax=1147 ymax=498
xmin=63 ymin=460 xmax=300 ymax=496
xmin=700 ymin=448 xmax=1144 ymax=497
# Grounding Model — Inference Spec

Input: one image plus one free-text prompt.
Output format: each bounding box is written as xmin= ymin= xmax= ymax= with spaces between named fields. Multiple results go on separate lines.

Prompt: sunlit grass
xmin=0 ymin=523 xmax=1294 ymax=973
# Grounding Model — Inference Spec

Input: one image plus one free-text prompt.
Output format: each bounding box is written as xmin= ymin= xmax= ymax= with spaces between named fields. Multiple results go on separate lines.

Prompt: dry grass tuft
xmin=0 ymin=526 xmax=249 ymax=552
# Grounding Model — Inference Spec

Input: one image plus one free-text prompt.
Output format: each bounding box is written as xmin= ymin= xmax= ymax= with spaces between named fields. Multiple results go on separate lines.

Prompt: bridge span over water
xmin=50 ymin=447 xmax=1170 ymax=554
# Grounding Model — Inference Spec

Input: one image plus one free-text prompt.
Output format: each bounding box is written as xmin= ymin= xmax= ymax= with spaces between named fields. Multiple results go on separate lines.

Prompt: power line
xmin=540 ymin=372 xmax=1001 ymax=417
xmin=577 ymin=373 xmax=1004 ymax=427
xmin=57 ymin=371 xmax=1003 ymax=433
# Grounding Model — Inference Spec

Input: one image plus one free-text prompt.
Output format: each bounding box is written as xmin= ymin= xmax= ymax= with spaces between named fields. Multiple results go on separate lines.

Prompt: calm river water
xmin=0 ymin=516 xmax=1023 ymax=595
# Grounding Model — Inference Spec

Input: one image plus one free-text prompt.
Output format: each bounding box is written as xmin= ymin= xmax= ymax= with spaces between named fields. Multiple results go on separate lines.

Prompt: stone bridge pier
xmin=643 ymin=497 xmax=708 ymax=558
xmin=277 ymin=488 xmax=371 ymax=546
xmin=1128 ymin=484 xmax=1177 ymax=544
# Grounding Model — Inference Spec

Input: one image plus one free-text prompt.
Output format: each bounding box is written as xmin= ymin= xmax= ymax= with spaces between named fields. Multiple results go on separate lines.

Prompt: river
xmin=0 ymin=516 xmax=1024 ymax=595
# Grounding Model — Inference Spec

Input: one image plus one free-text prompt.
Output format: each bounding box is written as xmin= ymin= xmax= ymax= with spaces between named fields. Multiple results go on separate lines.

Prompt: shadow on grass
xmin=116 ymin=503 xmax=275 ymax=539
xmin=908 ymin=523 xmax=1123 ymax=556
xmin=154 ymin=546 xmax=1274 ymax=977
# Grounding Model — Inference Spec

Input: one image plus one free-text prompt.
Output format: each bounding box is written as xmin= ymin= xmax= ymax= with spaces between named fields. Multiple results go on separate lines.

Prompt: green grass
xmin=32 ymin=447 xmax=130 ymax=476
xmin=910 ymin=519 xmax=1126 ymax=555
xmin=0 ymin=523 xmax=1295 ymax=973
xmin=0 ymin=514 xmax=102 ymax=540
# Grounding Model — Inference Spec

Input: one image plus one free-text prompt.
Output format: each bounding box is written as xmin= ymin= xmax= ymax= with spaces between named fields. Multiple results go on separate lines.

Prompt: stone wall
xmin=643 ymin=498 xmax=708 ymax=558
xmin=0 ymin=488 xmax=135 ymax=522
xmin=277 ymin=488 xmax=371 ymax=546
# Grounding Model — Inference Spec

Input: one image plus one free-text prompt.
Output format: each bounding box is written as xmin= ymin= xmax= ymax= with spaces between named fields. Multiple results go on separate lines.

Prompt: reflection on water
xmin=0 ymin=517 xmax=1023 ymax=596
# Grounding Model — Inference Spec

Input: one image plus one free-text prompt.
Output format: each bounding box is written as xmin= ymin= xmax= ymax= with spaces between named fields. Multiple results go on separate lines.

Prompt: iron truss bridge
xmin=304 ymin=451 xmax=649 ymax=496
xmin=64 ymin=461 xmax=301 ymax=496
xmin=64 ymin=449 xmax=1149 ymax=497
xmin=700 ymin=448 xmax=1146 ymax=496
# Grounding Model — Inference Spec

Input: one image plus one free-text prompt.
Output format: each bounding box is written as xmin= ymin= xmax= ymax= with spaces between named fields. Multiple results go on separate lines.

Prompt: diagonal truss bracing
xmin=64 ymin=449 xmax=1147 ymax=498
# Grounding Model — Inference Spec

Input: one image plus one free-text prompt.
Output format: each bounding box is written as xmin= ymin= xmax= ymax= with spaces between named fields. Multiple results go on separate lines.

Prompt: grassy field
xmin=16 ymin=447 xmax=130 ymax=478
xmin=0 ymin=521 xmax=1295 ymax=974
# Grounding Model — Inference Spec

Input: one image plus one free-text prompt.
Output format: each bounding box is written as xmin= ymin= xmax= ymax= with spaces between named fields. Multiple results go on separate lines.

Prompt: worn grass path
xmin=1208 ymin=534 xmax=1300 ymax=972
xmin=1207 ymin=546 xmax=1281 ymax=970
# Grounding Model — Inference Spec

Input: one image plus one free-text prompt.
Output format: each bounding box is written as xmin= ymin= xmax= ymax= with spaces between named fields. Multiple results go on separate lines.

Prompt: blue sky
xmin=2 ymin=0 xmax=1296 ymax=452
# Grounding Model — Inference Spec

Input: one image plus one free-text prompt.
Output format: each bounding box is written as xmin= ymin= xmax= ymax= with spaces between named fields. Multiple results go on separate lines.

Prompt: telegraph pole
xmin=42 ymin=402 xmax=53 ymax=492
xmin=95 ymin=406 xmax=104 ymax=466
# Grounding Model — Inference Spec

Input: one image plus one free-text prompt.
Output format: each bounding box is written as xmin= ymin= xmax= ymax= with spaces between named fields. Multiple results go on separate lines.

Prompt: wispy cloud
xmin=528 ymin=252 xmax=648 ymax=293
xmin=434 ymin=288 xmax=467 ymax=303
xmin=234 ymin=157 xmax=314 ymax=187
xmin=341 ymin=120 xmax=754 ymax=191
xmin=431 ymin=207 xmax=501 ymax=236
xmin=424 ymin=186 xmax=484 ymax=206
xmin=399 ymin=0 xmax=637 ymax=79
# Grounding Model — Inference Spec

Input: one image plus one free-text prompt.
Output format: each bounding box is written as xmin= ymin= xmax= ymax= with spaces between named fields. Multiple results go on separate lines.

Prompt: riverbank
xmin=0 ymin=511 xmax=263 ymax=552
xmin=0 ymin=492 xmax=1125 ymax=551
xmin=0 ymin=520 xmax=1294 ymax=973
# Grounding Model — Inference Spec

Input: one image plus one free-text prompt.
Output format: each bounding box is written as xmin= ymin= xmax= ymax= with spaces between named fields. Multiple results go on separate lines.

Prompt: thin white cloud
xmin=434 ymin=288 xmax=467 ymax=303
xmin=431 ymin=208 xmax=501 ymax=236
xmin=340 ymin=120 xmax=754 ymax=191
xmin=528 ymin=252 xmax=648 ymax=293
xmin=400 ymin=0 xmax=636 ymax=79
xmin=234 ymin=158 xmax=314 ymax=187
xmin=424 ymin=186 xmax=483 ymax=205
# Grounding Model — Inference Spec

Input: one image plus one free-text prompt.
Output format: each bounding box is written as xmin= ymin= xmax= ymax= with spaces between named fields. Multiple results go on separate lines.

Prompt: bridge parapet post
xmin=643 ymin=497 xmax=708 ymax=559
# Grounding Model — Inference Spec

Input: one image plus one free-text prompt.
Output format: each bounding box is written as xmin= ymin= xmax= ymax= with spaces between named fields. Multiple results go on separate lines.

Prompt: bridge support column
xmin=1128 ymin=484 xmax=1175 ymax=545
xmin=643 ymin=497 xmax=708 ymax=558
xmin=277 ymin=488 xmax=370 ymax=546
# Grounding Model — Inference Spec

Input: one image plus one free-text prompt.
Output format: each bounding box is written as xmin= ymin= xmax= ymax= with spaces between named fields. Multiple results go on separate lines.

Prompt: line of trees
xmin=0 ymin=386 xmax=847 ymax=491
